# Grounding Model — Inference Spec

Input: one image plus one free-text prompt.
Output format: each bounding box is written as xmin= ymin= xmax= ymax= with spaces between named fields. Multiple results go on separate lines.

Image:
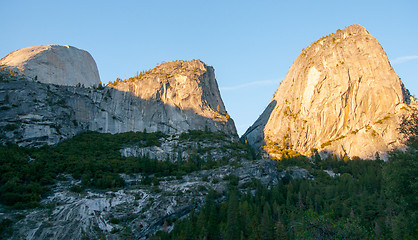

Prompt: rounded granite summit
xmin=0 ymin=44 xmax=100 ymax=87
xmin=243 ymin=24 xmax=416 ymax=160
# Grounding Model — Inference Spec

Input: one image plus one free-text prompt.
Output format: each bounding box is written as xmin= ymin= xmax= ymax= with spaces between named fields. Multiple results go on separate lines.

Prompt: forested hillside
xmin=0 ymin=130 xmax=248 ymax=209
xmin=1 ymin=113 xmax=417 ymax=239
xmin=155 ymin=112 xmax=418 ymax=239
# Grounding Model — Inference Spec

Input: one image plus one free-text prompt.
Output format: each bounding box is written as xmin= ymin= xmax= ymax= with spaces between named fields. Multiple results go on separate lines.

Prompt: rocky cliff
xmin=0 ymin=56 xmax=237 ymax=147
xmin=108 ymin=60 xmax=236 ymax=135
xmin=0 ymin=45 xmax=100 ymax=87
xmin=5 ymin=158 xmax=304 ymax=240
xmin=243 ymin=24 xmax=417 ymax=160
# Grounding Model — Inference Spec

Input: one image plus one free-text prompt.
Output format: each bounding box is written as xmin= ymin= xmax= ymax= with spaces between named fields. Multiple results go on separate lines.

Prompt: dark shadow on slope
xmin=0 ymin=74 xmax=238 ymax=147
xmin=241 ymin=100 xmax=277 ymax=151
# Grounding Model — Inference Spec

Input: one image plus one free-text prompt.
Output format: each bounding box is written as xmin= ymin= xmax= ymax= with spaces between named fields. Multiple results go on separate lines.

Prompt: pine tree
xmin=226 ymin=190 xmax=240 ymax=240
xmin=207 ymin=204 xmax=219 ymax=240
xmin=298 ymin=192 xmax=305 ymax=210
xmin=275 ymin=219 xmax=286 ymax=240
xmin=260 ymin=202 xmax=274 ymax=240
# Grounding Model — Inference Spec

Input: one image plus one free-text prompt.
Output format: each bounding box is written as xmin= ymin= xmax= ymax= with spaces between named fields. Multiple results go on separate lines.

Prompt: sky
xmin=1 ymin=0 xmax=417 ymax=136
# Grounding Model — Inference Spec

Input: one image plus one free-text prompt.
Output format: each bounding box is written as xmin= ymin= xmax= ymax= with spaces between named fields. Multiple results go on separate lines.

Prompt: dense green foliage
xmin=179 ymin=129 xmax=228 ymax=142
xmin=155 ymin=113 xmax=418 ymax=240
xmin=155 ymin=159 xmax=374 ymax=239
xmin=1 ymin=105 xmax=416 ymax=239
xmin=0 ymin=218 xmax=13 ymax=239
xmin=156 ymin=152 xmax=416 ymax=239
xmin=0 ymin=131 xmax=247 ymax=209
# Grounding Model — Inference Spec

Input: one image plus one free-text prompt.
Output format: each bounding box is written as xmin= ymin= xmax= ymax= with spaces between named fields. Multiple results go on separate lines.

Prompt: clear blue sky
xmin=1 ymin=0 xmax=417 ymax=136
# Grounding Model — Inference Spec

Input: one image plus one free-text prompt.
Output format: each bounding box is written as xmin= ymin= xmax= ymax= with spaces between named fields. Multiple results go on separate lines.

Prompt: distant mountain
xmin=0 ymin=45 xmax=100 ymax=87
xmin=0 ymin=46 xmax=237 ymax=147
xmin=243 ymin=24 xmax=417 ymax=160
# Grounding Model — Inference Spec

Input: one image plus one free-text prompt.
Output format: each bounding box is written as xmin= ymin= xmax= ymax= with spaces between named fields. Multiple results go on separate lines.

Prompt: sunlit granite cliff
xmin=243 ymin=24 xmax=417 ymax=160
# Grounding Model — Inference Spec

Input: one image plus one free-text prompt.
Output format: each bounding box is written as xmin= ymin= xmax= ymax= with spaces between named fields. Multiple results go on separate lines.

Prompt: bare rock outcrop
xmin=0 ymin=45 xmax=100 ymax=87
xmin=243 ymin=24 xmax=417 ymax=160
xmin=108 ymin=60 xmax=236 ymax=135
xmin=0 ymin=59 xmax=237 ymax=147
xmin=6 ymin=159 xmax=300 ymax=240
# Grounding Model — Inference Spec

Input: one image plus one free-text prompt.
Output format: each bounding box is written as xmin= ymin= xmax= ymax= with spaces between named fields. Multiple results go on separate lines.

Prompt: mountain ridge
xmin=0 ymin=54 xmax=237 ymax=147
xmin=0 ymin=25 xmax=417 ymax=240
xmin=243 ymin=24 xmax=417 ymax=160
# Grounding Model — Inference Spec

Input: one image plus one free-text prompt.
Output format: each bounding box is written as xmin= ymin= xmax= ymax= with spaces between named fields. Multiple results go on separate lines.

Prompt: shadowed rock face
xmin=242 ymin=100 xmax=276 ymax=150
xmin=0 ymin=59 xmax=237 ymax=147
xmin=0 ymin=45 xmax=100 ymax=87
xmin=243 ymin=24 xmax=417 ymax=160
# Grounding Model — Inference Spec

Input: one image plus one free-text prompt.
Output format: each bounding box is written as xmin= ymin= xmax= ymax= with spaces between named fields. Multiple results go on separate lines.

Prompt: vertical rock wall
xmin=243 ymin=25 xmax=416 ymax=160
